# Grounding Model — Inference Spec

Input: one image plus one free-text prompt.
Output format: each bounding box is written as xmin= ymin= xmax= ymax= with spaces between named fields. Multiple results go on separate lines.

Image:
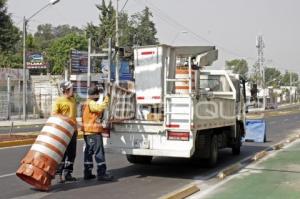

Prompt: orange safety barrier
xmin=175 ymin=69 xmax=196 ymax=94
xmin=16 ymin=115 xmax=76 ymax=191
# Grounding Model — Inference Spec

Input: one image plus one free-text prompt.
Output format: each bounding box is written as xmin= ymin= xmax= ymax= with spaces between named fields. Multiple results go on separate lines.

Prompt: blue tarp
xmin=244 ymin=119 xmax=267 ymax=143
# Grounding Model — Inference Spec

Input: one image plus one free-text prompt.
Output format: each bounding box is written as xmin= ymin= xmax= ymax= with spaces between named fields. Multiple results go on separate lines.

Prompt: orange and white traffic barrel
xmin=16 ymin=115 xmax=76 ymax=191
xmin=175 ymin=69 xmax=196 ymax=94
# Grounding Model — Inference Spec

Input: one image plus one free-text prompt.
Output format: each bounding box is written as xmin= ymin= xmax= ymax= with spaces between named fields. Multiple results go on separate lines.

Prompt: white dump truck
xmin=104 ymin=45 xmax=246 ymax=166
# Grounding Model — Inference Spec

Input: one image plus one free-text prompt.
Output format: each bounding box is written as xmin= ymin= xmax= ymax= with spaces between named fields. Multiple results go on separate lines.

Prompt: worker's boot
xmin=57 ymin=175 xmax=65 ymax=184
xmin=97 ymin=172 xmax=114 ymax=181
xmin=84 ymin=170 xmax=96 ymax=180
xmin=64 ymin=173 xmax=77 ymax=182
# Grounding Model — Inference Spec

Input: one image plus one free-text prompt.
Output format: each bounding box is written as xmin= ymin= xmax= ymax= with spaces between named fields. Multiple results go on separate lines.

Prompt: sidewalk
xmin=192 ymin=140 xmax=300 ymax=199
xmin=0 ymin=118 xmax=47 ymax=127
xmin=0 ymin=117 xmax=83 ymax=127
xmin=248 ymin=102 xmax=300 ymax=113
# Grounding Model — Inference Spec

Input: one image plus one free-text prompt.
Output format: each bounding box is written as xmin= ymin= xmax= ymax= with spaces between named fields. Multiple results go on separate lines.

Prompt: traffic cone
xmin=16 ymin=115 xmax=76 ymax=191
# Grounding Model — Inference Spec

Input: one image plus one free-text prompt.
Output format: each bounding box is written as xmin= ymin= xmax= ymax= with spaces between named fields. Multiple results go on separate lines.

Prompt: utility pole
xmin=256 ymin=35 xmax=265 ymax=109
xmin=290 ymin=72 xmax=292 ymax=104
xmin=22 ymin=17 xmax=27 ymax=121
xmin=7 ymin=76 xmax=11 ymax=120
xmin=115 ymin=0 xmax=120 ymax=85
xmin=87 ymin=38 xmax=92 ymax=87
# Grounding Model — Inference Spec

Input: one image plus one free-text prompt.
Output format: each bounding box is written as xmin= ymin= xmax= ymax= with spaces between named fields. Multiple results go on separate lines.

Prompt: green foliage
xmin=281 ymin=71 xmax=299 ymax=86
xmin=47 ymin=34 xmax=87 ymax=74
xmin=225 ymin=59 xmax=248 ymax=79
xmin=0 ymin=51 xmax=22 ymax=68
xmin=0 ymin=0 xmax=21 ymax=68
xmin=87 ymin=2 xmax=158 ymax=47
xmin=132 ymin=7 xmax=158 ymax=46
xmin=96 ymin=0 xmax=116 ymax=47
xmin=264 ymin=67 xmax=281 ymax=87
xmin=33 ymin=24 xmax=55 ymax=50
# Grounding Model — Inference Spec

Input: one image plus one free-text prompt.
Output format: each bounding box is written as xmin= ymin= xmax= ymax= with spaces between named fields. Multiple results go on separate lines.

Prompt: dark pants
xmin=57 ymin=132 xmax=77 ymax=176
xmin=84 ymin=134 xmax=107 ymax=176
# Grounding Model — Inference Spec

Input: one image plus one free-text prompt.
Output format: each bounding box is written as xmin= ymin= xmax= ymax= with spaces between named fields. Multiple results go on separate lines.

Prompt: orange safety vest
xmin=82 ymin=100 xmax=104 ymax=134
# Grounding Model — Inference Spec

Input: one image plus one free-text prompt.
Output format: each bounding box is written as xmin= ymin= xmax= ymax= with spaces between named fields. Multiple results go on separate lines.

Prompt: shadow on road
xmin=47 ymin=144 xmax=268 ymax=193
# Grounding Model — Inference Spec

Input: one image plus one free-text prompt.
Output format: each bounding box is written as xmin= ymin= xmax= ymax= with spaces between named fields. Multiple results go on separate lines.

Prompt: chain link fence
xmin=0 ymin=79 xmax=60 ymax=121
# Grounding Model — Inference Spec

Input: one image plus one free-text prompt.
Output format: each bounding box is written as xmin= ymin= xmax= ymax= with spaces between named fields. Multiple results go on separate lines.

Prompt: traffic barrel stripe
xmin=41 ymin=126 xmax=71 ymax=144
xmin=47 ymin=116 xmax=75 ymax=133
xmin=31 ymin=143 xmax=62 ymax=163
xmin=36 ymin=135 xmax=66 ymax=154
xmin=40 ymin=131 xmax=68 ymax=147
xmin=45 ymin=123 xmax=72 ymax=138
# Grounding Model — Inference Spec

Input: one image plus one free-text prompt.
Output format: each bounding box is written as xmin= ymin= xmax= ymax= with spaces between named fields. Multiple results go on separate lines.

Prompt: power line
xmin=137 ymin=0 xmax=248 ymax=58
xmin=121 ymin=0 xmax=129 ymax=12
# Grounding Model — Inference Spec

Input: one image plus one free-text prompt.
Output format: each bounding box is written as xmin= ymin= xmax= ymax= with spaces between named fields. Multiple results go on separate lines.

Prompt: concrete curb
xmin=217 ymin=163 xmax=242 ymax=180
xmin=252 ymin=150 xmax=268 ymax=161
xmin=188 ymin=132 xmax=300 ymax=198
xmin=159 ymin=183 xmax=200 ymax=199
xmin=0 ymin=132 xmax=84 ymax=148
xmin=0 ymin=139 xmax=35 ymax=148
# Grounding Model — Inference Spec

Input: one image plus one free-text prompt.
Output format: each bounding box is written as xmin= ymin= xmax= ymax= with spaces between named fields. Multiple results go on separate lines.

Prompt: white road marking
xmin=11 ymin=192 xmax=51 ymax=199
xmin=0 ymin=172 xmax=15 ymax=179
xmin=0 ymin=144 xmax=31 ymax=150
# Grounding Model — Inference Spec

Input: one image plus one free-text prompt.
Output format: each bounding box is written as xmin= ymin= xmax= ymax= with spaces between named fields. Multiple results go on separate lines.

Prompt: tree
xmin=119 ymin=12 xmax=135 ymax=46
xmin=86 ymin=2 xmax=158 ymax=48
xmin=0 ymin=0 xmax=20 ymax=52
xmin=132 ymin=7 xmax=158 ymax=46
xmin=225 ymin=59 xmax=248 ymax=79
xmin=34 ymin=24 xmax=55 ymax=50
xmin=0 ymin=0 xmax=21 ymax=68
xmin=47 ymin=33 xmax=87 ymax=74
xmin=264 ymin=67 xmax=281 ymax=87
xmin=281 ymin=71 xmax=299 ymax=86
xmin=53 ymin=25 xmax=84 ymax=38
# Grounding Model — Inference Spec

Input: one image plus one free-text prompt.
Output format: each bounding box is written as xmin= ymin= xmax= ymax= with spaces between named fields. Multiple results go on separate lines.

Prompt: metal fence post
xmin=7 ymin=76 xmax=11 ymax=120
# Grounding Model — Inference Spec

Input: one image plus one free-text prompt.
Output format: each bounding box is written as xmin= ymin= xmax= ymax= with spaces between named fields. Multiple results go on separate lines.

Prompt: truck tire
xmin=126 ymin=155 xmax=153 ymax=164
xmin=206 ymin=135 xmax=218 ymax=167
xmin=232 ymin=123 xmax=242 ymax=155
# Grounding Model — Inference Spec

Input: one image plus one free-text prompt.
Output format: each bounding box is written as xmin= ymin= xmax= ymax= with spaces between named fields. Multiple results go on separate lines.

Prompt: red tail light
xmin=167 ymin=131 xmax=189 ymax=141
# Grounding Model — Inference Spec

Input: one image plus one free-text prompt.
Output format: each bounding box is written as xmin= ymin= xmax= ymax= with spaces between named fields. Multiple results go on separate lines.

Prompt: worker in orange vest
xmin=52 ymin=81 xmax=78 ymax=183
xmin=82 ymin=86 xmax=114 ymax=181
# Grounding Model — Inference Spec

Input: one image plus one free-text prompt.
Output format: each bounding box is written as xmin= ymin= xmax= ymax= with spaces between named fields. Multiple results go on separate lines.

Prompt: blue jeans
xmin=83 ymin=134 xmax=107 ymax=176
xmin=57 ymin=132 xmax=77 ymax=176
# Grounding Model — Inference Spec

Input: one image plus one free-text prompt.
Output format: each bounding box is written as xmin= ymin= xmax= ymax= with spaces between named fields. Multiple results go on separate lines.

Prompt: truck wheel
xmin=232 ymin=123 xmax=242 ymax=155
xmin=126 ymin=155 xmax=153 ymax=164
xmin=207 ymin=135 xmax=218 ymax=167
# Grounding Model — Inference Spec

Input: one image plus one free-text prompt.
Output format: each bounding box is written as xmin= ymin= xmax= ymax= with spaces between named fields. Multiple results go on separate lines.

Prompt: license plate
xmin=134 ymin=139 xmax=150 ymax=149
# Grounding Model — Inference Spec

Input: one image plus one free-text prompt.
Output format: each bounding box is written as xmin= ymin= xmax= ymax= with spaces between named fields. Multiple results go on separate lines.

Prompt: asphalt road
xmin=0 ymin=113 xmax=300 ymax=199
xmin=0 ymin=125 xmax=43 ymax=134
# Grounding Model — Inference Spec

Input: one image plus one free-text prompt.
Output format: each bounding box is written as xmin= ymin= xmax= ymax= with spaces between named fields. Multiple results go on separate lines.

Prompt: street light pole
xmin=22 ymin=16 xmax=27 ymax=121
xmin=115 ymin=0 xmax=120 ymax=85
xmin=290 ymin=72 xmax=293 ymax=104
xmin=22 ymin=0 xmax=60 ymax=121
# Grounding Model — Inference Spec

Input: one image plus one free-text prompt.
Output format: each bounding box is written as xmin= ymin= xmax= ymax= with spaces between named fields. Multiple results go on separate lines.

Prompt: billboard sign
xmin=71 ymin=50 xmax=89 ymax=74
xmin=26 ymin=52 xmax=48 ymax=69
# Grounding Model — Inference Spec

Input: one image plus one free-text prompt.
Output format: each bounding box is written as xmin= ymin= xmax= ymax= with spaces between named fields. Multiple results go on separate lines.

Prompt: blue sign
xmin=71 ymin=50 xmax=89 ymax=74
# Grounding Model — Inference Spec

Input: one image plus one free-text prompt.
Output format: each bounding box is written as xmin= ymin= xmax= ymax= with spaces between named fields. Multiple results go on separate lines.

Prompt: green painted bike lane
xmin=202 ymin=141 xmax=300 ymax=199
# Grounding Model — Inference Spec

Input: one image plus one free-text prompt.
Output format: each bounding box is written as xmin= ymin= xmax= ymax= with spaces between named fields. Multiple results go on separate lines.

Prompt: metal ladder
xmin=163 ymin=56 xmax=194 ymax=132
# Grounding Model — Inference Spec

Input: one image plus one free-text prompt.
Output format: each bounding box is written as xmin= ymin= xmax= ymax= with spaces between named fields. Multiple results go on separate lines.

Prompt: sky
xmin=7 ymin=0 xmax=300 ymax=72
